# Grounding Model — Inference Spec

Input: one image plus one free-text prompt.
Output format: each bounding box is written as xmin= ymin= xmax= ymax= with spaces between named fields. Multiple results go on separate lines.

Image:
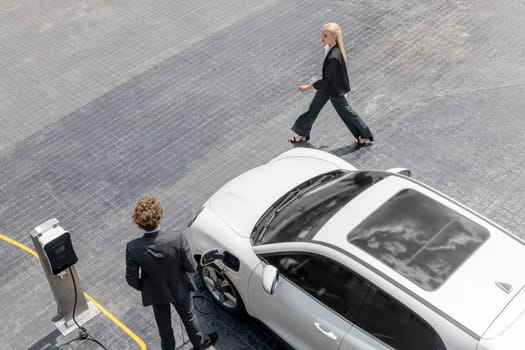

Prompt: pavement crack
xmin=44 ymin=182 xmax=61 ymax=203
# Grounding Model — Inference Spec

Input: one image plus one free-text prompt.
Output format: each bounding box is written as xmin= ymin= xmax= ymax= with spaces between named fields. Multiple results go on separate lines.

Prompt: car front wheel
xmin=199 ymin=264 xmax=245 ymax=314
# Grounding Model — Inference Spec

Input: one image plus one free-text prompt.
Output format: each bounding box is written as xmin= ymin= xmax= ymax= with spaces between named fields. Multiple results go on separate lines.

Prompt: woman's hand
xmin=299 ymin=84 xmax=313 ymax=92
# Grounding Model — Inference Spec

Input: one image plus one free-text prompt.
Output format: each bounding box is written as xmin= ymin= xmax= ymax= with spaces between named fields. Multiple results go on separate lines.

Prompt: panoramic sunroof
xmin=347 ymin=189 xmax=490 ymax=290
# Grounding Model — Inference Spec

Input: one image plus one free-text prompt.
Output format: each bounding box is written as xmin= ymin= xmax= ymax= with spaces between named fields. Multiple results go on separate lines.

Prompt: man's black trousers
xmin=152 ymin=295 xmax=205 ymax=350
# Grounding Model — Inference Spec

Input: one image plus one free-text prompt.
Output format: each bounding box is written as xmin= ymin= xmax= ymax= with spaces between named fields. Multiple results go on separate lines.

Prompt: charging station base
xmin=54 ymin=301 xmax=100 ymax=336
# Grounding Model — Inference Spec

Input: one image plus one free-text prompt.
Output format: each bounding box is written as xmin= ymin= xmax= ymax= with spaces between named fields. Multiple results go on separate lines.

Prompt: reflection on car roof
xmin=347 ymin=188 xmax=490 ymax=290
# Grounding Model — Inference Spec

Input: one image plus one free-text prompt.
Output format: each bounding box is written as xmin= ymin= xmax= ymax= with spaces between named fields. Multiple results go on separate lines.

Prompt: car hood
xmin=206 ymin=154 xmax=347 ymax=237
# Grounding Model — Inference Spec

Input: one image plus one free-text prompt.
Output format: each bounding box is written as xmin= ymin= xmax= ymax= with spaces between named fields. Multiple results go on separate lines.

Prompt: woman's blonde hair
xmin=323 ymin=22 xmax=347 ymax=63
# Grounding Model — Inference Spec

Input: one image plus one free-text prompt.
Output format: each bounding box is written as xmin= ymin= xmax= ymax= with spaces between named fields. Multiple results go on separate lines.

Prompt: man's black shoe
xmin=194 ymin=332 xmax=218 ymax=350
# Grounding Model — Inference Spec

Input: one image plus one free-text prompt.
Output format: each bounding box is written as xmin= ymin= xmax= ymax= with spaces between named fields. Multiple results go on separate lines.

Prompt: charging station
xmin=30 ymin=218 xmax=99 ymax=336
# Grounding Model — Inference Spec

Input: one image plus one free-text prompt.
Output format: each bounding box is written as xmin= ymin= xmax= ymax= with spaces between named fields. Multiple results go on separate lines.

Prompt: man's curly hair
xmin=132 ymin=196 xmax=163 ymax=231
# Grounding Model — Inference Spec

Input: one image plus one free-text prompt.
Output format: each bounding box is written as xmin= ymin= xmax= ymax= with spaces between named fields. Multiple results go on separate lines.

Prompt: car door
xmin=247 ymin=252 xmax=370 ymax=350
xmin=346 ymin=287 xmax=447 ymax=350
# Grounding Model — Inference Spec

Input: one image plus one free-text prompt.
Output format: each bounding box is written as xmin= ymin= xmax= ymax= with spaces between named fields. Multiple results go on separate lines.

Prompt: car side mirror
xmin=386 ymin=167 xmax=412 ymax=177
xmin=262 ymin=265 xmax=279 ymax=295
xmin=200 ymin=248 xmax=224 ymax=266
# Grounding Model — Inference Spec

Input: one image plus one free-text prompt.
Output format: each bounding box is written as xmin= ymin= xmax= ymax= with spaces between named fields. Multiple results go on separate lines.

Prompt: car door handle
xmin=314 ymin=322 xmax=337 ymax=340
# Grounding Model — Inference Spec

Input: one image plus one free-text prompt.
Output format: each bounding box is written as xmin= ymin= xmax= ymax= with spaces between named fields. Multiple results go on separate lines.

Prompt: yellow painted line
xmin=84 ymin=294 xmax=147 ymax=349
xmin=0 ymin=233 xmax=39 ymax=258
xmin=0 ymin=233 xmax=147 ymax=350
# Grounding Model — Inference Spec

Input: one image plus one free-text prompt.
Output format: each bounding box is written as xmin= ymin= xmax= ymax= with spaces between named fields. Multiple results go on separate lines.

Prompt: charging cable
xmin=56 ymin=268 xmax=107 ymax=349
xmin=174 ymin=289 xmax=216 ymax=350
xmin=57 ymin=272 xmax=215 ymax=349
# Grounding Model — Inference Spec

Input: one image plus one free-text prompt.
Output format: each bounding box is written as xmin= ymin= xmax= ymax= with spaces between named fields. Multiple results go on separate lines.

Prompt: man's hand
xmin=299 ymin=84 xmax=313 ymax=92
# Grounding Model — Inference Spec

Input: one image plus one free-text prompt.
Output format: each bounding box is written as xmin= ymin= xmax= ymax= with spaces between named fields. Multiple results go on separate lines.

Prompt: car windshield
xmin=251 ymin=171 xmax=388 ymax=245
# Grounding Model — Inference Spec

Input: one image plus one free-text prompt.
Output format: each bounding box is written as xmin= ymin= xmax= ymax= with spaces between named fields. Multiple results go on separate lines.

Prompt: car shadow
xmin=289 ymin=141 xmax=316 ymax=149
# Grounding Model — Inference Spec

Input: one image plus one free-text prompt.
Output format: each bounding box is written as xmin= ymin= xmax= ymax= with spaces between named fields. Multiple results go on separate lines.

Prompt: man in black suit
xmin=126 ymin=196 xmax=218 ymax=350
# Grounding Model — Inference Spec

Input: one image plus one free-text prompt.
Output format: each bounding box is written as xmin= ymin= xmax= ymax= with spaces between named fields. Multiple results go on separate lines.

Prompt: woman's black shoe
xmin=289 ymin=135 xmax=310 ymax=143
xmin=355 ymin=136 xmax=373 ymax=146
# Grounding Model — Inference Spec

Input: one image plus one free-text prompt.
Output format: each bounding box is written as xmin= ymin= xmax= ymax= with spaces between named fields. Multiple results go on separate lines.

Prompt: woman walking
xmin=290 ymin=22 xmax=373 ymax=145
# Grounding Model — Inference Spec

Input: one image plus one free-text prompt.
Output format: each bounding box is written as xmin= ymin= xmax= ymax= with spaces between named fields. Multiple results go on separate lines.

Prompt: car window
xmin=263 ymin=253 xmax=370 ymax=322
xmin=356 ymin=288 xmax=446 ymax=350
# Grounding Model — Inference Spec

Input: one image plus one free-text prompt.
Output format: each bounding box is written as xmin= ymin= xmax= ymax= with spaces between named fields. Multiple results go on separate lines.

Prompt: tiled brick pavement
xmin=1 ymin=0 xmax=525 ymax=349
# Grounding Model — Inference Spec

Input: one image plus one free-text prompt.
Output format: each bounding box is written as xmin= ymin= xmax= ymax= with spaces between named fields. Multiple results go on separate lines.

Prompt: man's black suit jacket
xmin=313 ymin=44 xmax=351 ymax=96
xmin=126 ymin=230 xmax=197 ymax=306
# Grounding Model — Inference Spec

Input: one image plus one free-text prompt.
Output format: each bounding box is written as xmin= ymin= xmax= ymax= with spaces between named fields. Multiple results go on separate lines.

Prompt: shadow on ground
xmin=27 ymin=329 xmax=62 ymax=350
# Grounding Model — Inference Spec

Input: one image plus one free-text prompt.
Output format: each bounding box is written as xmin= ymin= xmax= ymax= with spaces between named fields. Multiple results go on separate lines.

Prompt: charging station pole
xmin=30 ymin=218 xmax=99 ymax=336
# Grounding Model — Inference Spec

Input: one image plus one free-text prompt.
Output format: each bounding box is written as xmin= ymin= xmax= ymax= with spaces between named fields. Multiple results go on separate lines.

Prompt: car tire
xmin=198 ymin=263 xmax=246 ymax=314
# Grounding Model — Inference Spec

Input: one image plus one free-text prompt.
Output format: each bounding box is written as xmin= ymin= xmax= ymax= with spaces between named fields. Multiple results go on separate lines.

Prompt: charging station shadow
xmin=27 ymin=328 xmax=63 ymax=350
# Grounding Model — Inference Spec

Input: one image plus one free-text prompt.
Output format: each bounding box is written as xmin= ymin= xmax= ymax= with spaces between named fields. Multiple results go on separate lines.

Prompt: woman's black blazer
xmin=313 ymin=45 xmax=351 ymax=96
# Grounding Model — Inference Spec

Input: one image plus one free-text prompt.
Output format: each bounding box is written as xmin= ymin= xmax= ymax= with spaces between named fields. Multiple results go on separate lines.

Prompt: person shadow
xmin=329 ymin=142 xmax=372 ymax=157
xmin=290 ymin=140 xmax=372 ymax=157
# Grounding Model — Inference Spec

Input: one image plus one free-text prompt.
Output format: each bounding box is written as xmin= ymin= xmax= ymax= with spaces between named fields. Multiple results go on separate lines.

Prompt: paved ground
xmin=1 ymin=0 xmax=525 ymax=349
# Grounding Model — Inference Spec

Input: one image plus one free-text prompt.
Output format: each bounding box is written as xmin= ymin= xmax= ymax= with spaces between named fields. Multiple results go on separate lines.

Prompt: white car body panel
xmin=478 ymin=287 xmax=525 ymax=349
xmin=253 ymin=242 xmax=480 ymax=350
xmin=207 ymin=150 xmax=353 ymax=238
xmin=186 ymin=149 xmax=525 ymax=350
xmin=186 ymin=207 xmax=259 ymax=311
xmin=250 ymin=242 xmax=392 ymax=350
xmin=248 ymin=262 xmax=353 ymax=350
xmin=344 ymin=327 xmax=392 ymax=349
xmin=315 ymin=175 xmax=525 ymax=337
xmin=270 ymin=147 xmax=357 ymax=171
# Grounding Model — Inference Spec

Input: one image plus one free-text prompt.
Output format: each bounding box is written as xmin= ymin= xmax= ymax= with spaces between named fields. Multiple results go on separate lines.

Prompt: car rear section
xmin=477 ymin=285 xmax=525 ymax=349
xmin=313 ymin=173 xmax=525 ymax=349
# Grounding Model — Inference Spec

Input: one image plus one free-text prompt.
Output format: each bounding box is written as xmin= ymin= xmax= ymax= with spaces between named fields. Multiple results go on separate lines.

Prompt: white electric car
xmin=186 ymin=148 xmax=525 ymax=350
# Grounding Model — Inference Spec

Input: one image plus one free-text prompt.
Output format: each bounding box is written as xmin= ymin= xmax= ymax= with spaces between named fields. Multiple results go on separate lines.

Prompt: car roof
xmin=314 ymin=174 xmax=525 ymax=337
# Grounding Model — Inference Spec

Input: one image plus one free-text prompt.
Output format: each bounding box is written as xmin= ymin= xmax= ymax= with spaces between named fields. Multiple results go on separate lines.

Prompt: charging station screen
xmin=54 ymin=245 xmax=66 ymax=254
xmin=43 ymin=233 xmax=78 ymax=275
